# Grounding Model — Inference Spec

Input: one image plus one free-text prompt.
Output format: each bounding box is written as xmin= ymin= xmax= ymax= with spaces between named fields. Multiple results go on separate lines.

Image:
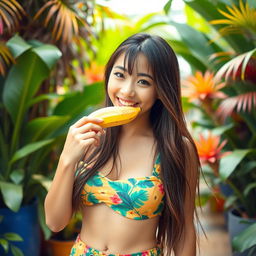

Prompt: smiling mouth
xmin=117 ymin=97 xmax=139 ymax=107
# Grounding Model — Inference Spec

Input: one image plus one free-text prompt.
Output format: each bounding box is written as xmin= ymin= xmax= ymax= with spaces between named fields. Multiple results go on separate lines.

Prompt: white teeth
xmin=118 ymin=98 xmax=137 ymax=106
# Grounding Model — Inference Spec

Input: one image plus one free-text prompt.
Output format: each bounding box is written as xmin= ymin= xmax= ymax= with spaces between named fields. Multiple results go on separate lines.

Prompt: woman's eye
xmin=138 ymin=79 xmax=150 ymax=86
xmin=114 ymin=72 xmax=124 ymax=78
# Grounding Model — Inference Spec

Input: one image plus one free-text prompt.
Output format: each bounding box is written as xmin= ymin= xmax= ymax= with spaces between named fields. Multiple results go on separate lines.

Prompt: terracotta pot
xmin=44 ymin=239 xmax=75 ymax=256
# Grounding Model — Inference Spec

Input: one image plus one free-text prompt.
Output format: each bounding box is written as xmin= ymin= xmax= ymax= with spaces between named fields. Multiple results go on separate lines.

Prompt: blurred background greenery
xmin=0 ymin=0 xmax=256 ymax=255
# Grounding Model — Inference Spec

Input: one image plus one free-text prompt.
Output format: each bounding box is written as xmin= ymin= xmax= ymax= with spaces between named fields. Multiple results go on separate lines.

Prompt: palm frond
xmin=215 ymin=48 xmax=256 ymax=81
xmin=0 ymin=0 xmax=26 ymax=34
xmin=210 ymin=0 xmax=256 ymax=38
xmin=209 ymin=51 xmax=235 ymax=64
xmin=33 ymin=0 xmax=86 ymax=43
xmin=0 ymin=41 xmax=15 ymax=76
xmin=217 ymin=92 xmax=256 ymax=120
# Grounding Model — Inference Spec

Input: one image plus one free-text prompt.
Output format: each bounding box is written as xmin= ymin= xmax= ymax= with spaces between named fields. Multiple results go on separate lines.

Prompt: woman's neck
xmin=120 ymin=113 xmax=153 ymax=139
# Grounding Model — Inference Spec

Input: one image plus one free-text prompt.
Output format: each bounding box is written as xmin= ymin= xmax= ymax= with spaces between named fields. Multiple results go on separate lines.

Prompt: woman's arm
xmin=44 ymin=116 xmax=104 ymax=232
xmin=174 ymin=139 xmax=199 ymax=256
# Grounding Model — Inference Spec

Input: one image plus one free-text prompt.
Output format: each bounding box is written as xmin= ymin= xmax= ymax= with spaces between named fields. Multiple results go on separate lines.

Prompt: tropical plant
xmin=0 ymin=35 xmax=62 ymax=237
xmin=159 ymin=0 xmax=256 ymax=253
xmin=0 ymin=0 xmax=111 ymax=89
xmin=0 ymin=35 xmax=105 ymax=239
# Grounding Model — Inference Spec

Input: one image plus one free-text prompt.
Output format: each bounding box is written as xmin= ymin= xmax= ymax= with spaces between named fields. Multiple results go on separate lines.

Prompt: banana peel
xmin=88 ymin=106 xmax=141 ymax=128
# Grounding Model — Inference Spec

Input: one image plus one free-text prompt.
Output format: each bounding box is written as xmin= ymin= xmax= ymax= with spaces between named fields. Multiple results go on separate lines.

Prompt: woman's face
xmin=107 ymin=53 xmax=158 ymax=116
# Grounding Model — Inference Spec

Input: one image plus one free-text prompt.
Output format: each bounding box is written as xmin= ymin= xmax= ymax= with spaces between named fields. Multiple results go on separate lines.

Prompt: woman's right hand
xmin=60 ymin=116 xmax=105 ymax=165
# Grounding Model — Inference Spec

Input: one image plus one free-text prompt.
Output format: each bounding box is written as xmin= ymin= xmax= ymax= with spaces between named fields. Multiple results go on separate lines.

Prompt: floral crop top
xmin=80 ymin=154 xmax=165 ymax=220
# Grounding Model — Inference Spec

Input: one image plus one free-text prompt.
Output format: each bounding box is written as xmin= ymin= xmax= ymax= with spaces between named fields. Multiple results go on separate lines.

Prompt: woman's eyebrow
xmin=137 ymin=72 xmax=153 ymax=80
xmin=114 ymin=66 xmax=153 ymax=80
xmin=114 ymin=65 xmax=126 ymax=71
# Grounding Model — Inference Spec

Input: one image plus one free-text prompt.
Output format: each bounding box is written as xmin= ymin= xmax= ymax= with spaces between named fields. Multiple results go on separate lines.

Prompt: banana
xmin=88 ymin=106 xmax=141 ymax=128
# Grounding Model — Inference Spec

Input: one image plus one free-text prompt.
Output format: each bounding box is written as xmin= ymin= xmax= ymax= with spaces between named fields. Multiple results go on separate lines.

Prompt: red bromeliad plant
xmin=182 ymin=71 xmax=226 ymax=102
xmin=182 ymin=70 xmax=226 ymax=124
xmin=194 ymin=132 xmax=228 ymax=176
xmin=194 ymin=132 xmax=230 ymax=212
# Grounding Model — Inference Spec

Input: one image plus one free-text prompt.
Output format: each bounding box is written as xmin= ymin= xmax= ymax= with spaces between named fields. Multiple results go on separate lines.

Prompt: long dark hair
xmin=73 ymin=33 xmax=201 ymax=255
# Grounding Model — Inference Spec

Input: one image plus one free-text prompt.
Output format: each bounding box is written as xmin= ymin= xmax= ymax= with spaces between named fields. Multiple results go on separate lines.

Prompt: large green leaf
xmin=3 ymin=43 xmax=61 ymax=154
xmin=2 ymin=50 xmax=48 ymax=123
xmin=212 ymin=123 xmax=234 ymax=135
xmin=32 ymin=45 xmax=62 ymax=69
xmin=219 ymin=149 xmax=251 ymax=179
xmin=28 ymin=93 xmax=62 ymax=106
xmin=24 ymin=115 xmax=70 ymax=143
xmin=6 ymin=35 xmax=31 ymax=58
xmin=233 ymin=222 xmax=256 ymax=253
xmin=10 ymin=169 xmax=24 ymax=185
xmin=52 ymin=83 xmax=105 ymax=136
xmin=10 ymin=139 xmax=54 ymax=164
xmin=169 ymin=21 xmax=223 ymax=69
xmin=0 ymin=181 xmax=23 ymax=212
xmin=184 ymin=5 xmax=211 ymax=34
xmin=167 ymin=39 xmax=207 ymax=71
xmin=53 ymin=82 xmax=105 ymax=116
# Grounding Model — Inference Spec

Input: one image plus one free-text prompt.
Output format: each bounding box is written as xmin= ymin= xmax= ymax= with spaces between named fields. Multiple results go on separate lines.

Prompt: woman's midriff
xmin=80 ymin=204 xmax=160 ymax=254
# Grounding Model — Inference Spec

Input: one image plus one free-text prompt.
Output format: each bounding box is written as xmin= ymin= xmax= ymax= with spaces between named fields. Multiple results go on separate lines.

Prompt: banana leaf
xmin=169 ymin=21 xmax=224 ymax=71
xmin=3 ymin=36 xmax=62 ymax=155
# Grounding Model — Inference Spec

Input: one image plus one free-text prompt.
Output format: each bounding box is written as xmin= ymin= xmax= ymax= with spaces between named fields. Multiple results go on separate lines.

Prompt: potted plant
xmin=0 ymin=2 xmax=107 ymax=255
xmin=0 ymin=35 xmax=62 ymax=256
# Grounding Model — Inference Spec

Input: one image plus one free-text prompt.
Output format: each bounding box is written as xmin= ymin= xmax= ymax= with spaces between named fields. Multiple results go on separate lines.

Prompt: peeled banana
xmin=88 ymin=106 xmax=141 ymax=128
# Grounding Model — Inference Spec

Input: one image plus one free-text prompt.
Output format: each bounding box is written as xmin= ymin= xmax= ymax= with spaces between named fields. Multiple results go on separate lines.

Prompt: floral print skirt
xmin=70 ymin=235 xmax=162 ymax=256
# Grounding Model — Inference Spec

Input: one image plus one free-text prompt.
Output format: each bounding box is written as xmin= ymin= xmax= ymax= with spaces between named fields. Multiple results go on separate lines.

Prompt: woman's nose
xmin=120 ymin=80 xmax=135 ymax=97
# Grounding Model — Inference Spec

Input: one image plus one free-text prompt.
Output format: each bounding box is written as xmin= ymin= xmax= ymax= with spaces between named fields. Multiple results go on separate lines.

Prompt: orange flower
xmin=85 ymin=62 xmax=104 ymax=84
xmin=182 ymin=71 xmax=226 ymax=102
xmin=195 ymin=132 xmax=227 ymax=164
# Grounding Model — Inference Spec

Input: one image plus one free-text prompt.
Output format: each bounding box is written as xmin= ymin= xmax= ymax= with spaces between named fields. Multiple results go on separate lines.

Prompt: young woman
xmin=45 ymin=33 xmax=201 ymax=256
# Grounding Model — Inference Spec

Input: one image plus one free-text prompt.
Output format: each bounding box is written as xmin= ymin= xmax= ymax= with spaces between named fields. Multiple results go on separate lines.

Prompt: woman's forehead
xmin=113 ymin=52 xmax=153 ymax=74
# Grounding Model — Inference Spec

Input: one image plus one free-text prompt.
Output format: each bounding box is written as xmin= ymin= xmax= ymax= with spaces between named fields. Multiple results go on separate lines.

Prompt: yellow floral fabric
xmin=81 ymin=154 xmax=165 ymax=220
xmin=70 ymin=235 xmax=162 ymax=256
